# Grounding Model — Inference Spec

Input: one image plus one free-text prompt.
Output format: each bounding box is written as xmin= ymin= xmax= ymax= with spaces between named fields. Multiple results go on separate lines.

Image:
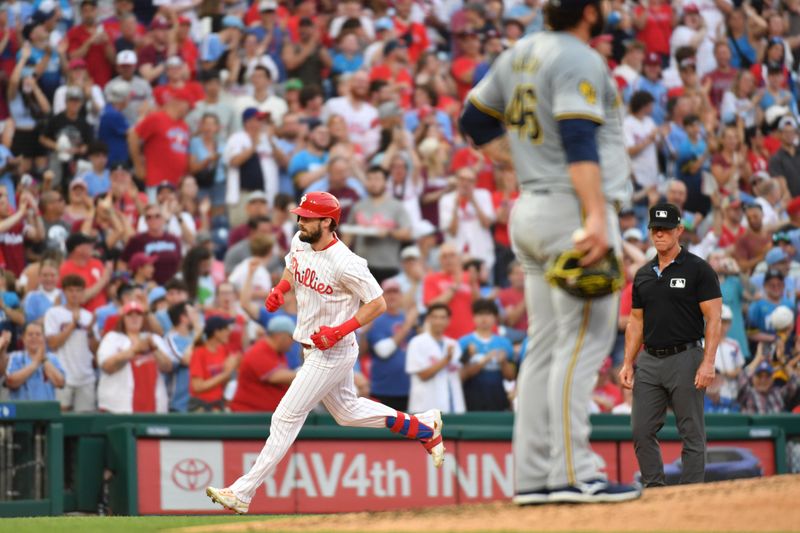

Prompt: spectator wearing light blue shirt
xmin=458 ymin=299 xmax=516 ymax=412
xmin=82 ymin=142 xmax=111 ymax=198
xmin=23 ymin=259 xmax=64 ymax=324
xmin=5 ymin=323 xmax=66 ymax=401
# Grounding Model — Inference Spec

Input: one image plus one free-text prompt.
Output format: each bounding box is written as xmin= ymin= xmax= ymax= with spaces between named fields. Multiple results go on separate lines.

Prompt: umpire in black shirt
xmin=619 ymin=203 xmax=722 ymax=487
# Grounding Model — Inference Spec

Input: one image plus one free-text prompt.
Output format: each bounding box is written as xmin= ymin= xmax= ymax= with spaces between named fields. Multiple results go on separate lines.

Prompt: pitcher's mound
xmin=182 ymin=474 xmax=800 ymax=532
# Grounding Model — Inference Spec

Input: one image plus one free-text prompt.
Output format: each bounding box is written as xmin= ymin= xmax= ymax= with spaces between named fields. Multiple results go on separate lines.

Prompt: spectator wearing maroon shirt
xmin=322 ymin=156 xmax=361 ymax=223
xmin=228 ymin=191 xmax=269 ymax=248
xmin=229 ymin=316 xmax=297 ymax=412
xmin=703 ymin=42 xmax=737 ymax=110
xmin=121 ymin=204 xmax=182 ymax=285
xmin=137 ymin=16 xmax=172 ymax=86
xmin=66 ymin=0 xmax=115 ymax=87
xmin=128 ymin=87 xmax=191 ymax=197
xmin=0 ymin=188 xmax=41 ymax=277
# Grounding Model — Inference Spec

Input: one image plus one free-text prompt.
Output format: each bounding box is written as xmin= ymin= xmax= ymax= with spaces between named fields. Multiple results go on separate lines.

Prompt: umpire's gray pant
xmin=632 ymin=347 xmax=706 ymax=487
xmin=510 ymin=192 xmax=621 ymax=492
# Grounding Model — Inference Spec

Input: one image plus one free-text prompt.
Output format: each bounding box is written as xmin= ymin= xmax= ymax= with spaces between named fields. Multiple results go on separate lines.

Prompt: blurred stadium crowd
xmin=0 ymin=0 xmax=798 ymax=416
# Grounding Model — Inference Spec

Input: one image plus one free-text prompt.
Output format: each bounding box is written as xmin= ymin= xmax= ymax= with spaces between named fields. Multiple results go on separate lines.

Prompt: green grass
xmin=0 ymin=515 xmax=280 ymax=532
xmin=0 ymin=517 xmax=791 ymax=533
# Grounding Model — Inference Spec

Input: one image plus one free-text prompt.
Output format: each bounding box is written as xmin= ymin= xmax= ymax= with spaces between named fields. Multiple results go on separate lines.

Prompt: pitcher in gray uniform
xmin=460 ymin=0 xmax=641 ymax=504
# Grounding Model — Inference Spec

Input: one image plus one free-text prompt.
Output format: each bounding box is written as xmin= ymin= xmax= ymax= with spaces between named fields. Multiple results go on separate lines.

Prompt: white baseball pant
xmin=229 ymin=340 xmax=399 ymax=502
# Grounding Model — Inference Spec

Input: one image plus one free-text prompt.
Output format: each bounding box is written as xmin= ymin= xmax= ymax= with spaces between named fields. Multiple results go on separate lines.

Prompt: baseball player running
xmin=206 ymin=192 xmax=444 ymax=514
xmin=460 ymin=0 xmax=641 ymax=503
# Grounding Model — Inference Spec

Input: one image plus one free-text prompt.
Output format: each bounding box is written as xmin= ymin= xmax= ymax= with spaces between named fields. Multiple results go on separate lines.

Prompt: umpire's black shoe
xmin=512 ymin=488 xmax=550 ymax=505
xmin=548 ymin=478 xmax=642 ymax=503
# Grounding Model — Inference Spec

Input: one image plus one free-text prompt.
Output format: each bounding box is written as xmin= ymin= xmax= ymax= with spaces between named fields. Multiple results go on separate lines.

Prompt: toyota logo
xmin=171 ymin=458 xmax=212 ymax=491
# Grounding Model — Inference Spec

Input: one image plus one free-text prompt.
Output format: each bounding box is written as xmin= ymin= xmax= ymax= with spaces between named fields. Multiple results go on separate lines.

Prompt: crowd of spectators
xmin=0 ymin=0 xmax=798 ymax=416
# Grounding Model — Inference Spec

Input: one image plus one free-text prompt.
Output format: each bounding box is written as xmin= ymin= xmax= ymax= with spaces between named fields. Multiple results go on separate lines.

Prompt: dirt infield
xmin=179 ymin=475 xmax=800 ymax=533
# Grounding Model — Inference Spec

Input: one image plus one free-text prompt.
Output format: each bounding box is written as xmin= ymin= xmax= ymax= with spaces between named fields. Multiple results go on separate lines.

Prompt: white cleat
xmin=206 ymin=486 xmax=250 ymax=514
xmin=419 ymin=409 xmax=445 ymax=468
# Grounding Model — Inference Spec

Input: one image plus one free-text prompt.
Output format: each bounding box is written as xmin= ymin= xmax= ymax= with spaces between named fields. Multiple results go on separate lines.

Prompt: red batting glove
xmin=311 ymin=325 xmax=340 ymax=350
xmin=265 ymin=279 xmax=291 ymax=312
xmin=310 ymin=317 xmax=361 ymax=351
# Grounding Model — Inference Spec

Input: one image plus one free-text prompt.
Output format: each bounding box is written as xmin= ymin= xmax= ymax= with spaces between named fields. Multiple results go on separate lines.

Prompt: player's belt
xmin=645 ymin=340 xmax=701 ymax=358
xmin=525 ymin=189 xmax=624 ymax=213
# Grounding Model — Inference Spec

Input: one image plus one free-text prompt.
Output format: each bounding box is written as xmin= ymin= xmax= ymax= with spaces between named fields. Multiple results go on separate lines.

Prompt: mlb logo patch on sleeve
xmin=670 ymin=278 xmax=686 ymax=288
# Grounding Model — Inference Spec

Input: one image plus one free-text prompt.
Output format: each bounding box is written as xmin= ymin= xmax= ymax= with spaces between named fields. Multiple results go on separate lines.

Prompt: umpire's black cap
xmin=648 ymin=203 xmax=682 ymax=229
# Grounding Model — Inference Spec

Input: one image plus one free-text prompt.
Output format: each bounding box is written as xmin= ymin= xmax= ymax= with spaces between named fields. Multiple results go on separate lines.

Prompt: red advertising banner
xmin=136 ymin=438 xmax=777 ymax=515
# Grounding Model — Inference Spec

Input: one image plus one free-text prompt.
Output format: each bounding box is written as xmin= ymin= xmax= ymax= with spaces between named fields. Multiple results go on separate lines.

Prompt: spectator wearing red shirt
xmin=102 ymin=0 xmax=145 ymax=43
xmin=128 ymin=87 xmax=191 ymax=194
xmin=369 ymin=40 xmax=413 ymax=108
xmin=67 ymin=0 xmax=115 ymax=87
xmin=633 ymin=0 xmax=673 ymax=61
xmin=175 ymin=17 xmax=199 ymax=80
xmin=229 ymin=316 xmax=297 ymax=412
xmin=189 ymin=316 xmax=241 ymax=412
xmin=121 ymin=204 xmax=182 ymax=285
xmin=392 ymin=0 xmax=429 ymax=64
xmin=423 ymin=243 xmax=478 ymax=339
xmin=451 ymin=30 xmax=483 ymax=104
xmin=59 ymin=233 xmax=111 ymax=312
xmin=491 ymin=167 xmax=520 ymax=285
xmin=497 ymin=261 xmax=527 ymax=335
xmin=205 ymin=281 xmax=248 ymax=353
xmin=450 ymin=145 xmax=495 ymax=192
xmin=593 ymin=358 xmax=623 ymax=413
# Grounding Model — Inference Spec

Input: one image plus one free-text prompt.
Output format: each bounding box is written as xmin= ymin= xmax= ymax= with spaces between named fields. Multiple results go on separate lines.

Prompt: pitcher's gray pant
xmin=632 ymin=347 xmax=706 ymax=487
xmin=510 ymin=192 xmax=621 ymax=492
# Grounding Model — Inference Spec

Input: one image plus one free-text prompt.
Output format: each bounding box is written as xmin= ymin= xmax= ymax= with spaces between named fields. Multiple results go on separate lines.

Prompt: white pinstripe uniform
xmin=228 ymin=232 xmax=438 ymax=503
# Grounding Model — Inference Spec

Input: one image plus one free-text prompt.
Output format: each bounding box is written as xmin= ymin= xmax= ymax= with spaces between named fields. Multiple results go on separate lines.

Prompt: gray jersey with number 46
xmin=468 ymin=31 xmax=631 ymax=203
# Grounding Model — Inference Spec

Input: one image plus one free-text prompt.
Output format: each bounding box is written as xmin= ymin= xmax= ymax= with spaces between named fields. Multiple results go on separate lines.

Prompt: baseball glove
xmin=544 ymin=248 xmax=624 ymax=299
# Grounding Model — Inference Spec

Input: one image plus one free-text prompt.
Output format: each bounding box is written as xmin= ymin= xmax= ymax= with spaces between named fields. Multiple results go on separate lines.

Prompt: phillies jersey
xmin=285 ymin=232 xmax=383 ymax=345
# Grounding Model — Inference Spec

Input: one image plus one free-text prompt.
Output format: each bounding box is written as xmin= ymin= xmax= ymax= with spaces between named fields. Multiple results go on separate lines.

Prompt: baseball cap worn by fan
xmin=246 ymin=190 xmax=268 ymax=204
xmin=116 ymin=50 xmax=137 ymax=65
xmin=755 ymin=361 xmax=774 ymax=375
xmin=129 ymin=252 xmax=156 ymax=273
xmin=648 ymin=203 xmax=681 ymax=229
xmin=381 ymin=278 xmax=402 ymax=292
xmin=148 ymin=286 xmax=167 ymax=307
xmin=765 ymin=247 xmax=789 ymax=266
xmin=764 ymin=269 xmax=784 ymax=283
xmin=267 ymin=315 xmax=296 ymax=335
xmin=786 ymin=196 xmax=800 ymax=217
xmin=122 ymin=301 xmax=145 ymax=315
xmin=242 ymin=107 xmax=269 ymax=122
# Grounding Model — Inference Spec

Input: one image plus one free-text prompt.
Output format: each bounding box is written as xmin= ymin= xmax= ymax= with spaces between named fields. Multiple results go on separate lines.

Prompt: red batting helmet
xmin=290 ymin=191 xmax=341 ymax=224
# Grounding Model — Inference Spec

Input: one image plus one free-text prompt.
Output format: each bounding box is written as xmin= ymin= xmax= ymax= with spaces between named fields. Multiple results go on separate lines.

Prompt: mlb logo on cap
xmin=648 ymin=203 xmax=682 ymax=229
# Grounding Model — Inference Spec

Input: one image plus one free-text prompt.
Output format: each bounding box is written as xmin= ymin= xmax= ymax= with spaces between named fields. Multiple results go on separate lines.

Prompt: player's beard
xmin=299 ymin=225 xmax=323 ymax=244
xmin=590 ymin=14 xmax=605 ymax=38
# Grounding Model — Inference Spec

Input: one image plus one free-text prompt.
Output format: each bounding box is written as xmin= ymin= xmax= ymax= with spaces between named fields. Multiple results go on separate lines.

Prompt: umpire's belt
xmin=645 ymin=340 xmax=701 ymax=358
